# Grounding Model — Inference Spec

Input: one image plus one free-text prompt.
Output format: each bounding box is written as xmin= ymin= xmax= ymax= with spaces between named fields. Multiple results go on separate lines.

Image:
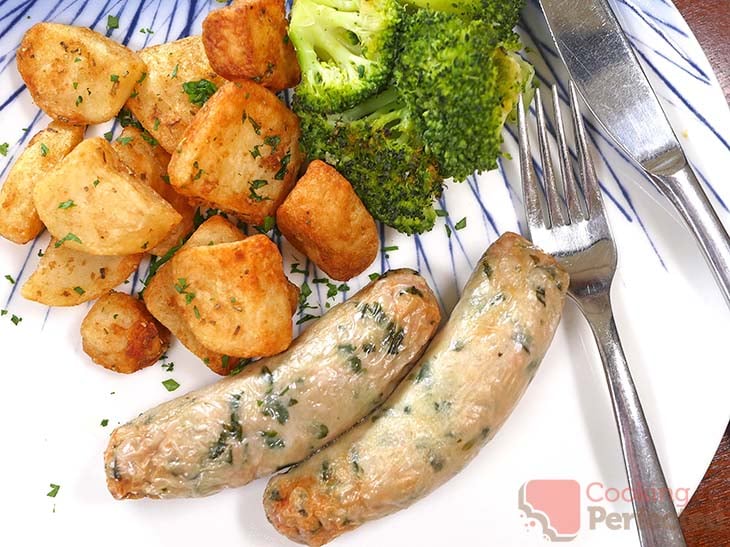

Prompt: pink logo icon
xmin=519 ymin=479 xmax=581 ymax=542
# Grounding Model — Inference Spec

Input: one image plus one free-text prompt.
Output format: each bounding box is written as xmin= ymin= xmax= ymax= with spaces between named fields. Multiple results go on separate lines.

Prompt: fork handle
xmin=651 ymin=164 xmax=730 ymax=306
xmin=581 ymin=294 xmax=686 ymax=547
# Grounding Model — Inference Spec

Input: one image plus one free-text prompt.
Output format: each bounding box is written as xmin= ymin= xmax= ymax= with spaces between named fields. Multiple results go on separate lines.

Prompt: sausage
xmin=263 ymin=233 xmax=569 ymax=545
xmin=104 ymin=269 xmax=440 ymax=499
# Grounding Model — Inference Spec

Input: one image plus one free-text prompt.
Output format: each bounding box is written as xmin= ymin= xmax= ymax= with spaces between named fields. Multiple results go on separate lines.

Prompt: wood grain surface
xmin=671 ymin=1 xmax=730 ymax=545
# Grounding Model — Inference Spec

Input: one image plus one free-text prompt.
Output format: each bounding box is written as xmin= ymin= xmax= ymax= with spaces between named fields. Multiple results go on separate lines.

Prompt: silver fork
xmin=518 ymin=82 xmax=686 ymax=547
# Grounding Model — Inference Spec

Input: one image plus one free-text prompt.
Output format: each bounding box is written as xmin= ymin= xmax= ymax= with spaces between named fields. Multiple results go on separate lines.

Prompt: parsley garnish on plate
xmin=106 ymin=14 xmax=119 ymax=31
xmin=47 ymin=484 xmax=60 ymax=498
xmin=162 ymin=379 xmax=180 ymax=392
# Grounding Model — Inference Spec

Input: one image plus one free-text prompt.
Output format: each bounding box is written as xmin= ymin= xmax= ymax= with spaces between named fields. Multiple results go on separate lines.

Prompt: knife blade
xmin=538 ymin=0 xmax=730 ymax=305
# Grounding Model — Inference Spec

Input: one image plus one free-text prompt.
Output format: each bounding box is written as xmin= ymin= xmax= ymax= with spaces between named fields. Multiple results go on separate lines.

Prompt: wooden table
xmin=672 ymin=1 xmax=730 ymax=545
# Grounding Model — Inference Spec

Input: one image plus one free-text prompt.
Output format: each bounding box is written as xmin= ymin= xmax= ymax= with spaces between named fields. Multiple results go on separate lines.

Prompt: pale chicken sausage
xmin=263 ymin=233 xmax=569 ymax=545
xmin=104 ymin=269 xmax=440 ymax=499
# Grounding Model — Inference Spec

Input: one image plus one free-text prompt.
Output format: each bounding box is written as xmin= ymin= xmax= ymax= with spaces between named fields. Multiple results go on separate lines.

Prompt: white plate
xmin=1 ymin=1 xmax=728 ymax=545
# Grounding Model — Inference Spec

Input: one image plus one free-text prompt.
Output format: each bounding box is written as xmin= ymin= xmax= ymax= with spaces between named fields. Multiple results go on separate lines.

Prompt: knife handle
xmin=652 ymin=165 xmax=730 ymax=305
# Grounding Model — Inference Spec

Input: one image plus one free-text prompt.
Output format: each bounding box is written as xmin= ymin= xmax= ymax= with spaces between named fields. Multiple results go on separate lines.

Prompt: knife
xmin=537 ymin=0 xmax=730 ymax=307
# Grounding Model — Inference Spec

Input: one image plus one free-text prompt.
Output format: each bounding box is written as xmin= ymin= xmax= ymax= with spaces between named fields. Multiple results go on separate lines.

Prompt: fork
xmin=517 ymin=82 xmax=687 ymax=547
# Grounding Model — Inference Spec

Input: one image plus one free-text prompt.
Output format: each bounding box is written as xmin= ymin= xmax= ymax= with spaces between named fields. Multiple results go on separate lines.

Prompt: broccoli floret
xmin=289 ymin=0 xmax=402 ymax=113
xmin=296 ymin=88 xmax=443 ymax=234
xmin=394 ymin=9 xmax=533 ymax=182
xmin=399 ymin=0 xmax=523 ymax=35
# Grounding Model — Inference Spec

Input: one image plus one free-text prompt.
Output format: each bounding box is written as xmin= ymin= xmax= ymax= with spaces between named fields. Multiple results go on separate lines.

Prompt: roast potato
xmin=22 ymin=240 xmax=142 ymax=306
xmin=202 ymin=0 xmax=300 ymax=91
xmin=112 ymin=126 xmax=195 ymax=256
xmin=277 ymin=160 xmax=378 ymax=281
xmin=32 ymin=137 xmax=181 ymax=256
xmin=170 ymin=234 xmax=294 ymax=357
xmin=81 ymin=291 xmax=169 ymax=374
xmin=125 ymin=36 xmax=227 ymax=154
xmin=16 ymin=23 xmax=146 ymax=124
xmin=143 ymin=215 xmax=248 ymax=375
xmin=168 ymin=80 xmax=302 ymax=225
xmin=0 ymin=121 xmax=84 ymax=244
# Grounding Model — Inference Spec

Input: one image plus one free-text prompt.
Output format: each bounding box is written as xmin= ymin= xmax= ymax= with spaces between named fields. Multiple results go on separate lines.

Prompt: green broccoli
xmin=289 ymin=0 xmax=402 ymax=113
xmin=293 ymin=1 xmax=533 ymax=234
xmin=399 ymin=0 xmax=523 ymax=35
xmin=394 ymin=9 xmax=533 ymax=182
xmin=296 ymin=88 xmax=443 ymax=234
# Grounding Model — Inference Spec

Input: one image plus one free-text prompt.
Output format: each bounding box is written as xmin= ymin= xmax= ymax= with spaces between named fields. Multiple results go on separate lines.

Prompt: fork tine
xmin=518 ymin=93 xmax=546 ymax=235
xmin=569 ymin=82 xmax=604 ymax=220
xmin=535 ymin=88 xmax=568 ymax=228
xmin=552 ymin=85 xmax=586 ymax=223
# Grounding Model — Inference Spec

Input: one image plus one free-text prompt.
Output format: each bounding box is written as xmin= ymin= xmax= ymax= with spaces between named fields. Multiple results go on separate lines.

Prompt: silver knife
xmin=538 ymin=0 xmax=730 ymax=307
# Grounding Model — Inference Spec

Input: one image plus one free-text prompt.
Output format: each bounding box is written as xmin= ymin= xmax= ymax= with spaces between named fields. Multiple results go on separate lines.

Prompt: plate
xmin=1 ymin=1 xmax=728 ymax=545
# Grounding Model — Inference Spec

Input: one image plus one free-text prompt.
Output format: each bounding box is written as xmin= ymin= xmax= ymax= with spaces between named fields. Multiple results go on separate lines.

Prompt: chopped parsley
xmin=170 ymin=64 xmax=179 ymax=78
xmin=368 ymin=272 xmax=381 ymax=281
xmin=73 ymin=286 xmax=85 ymax=295
xmin=40 ymin=143 xmax=49 ymax=156
xmin=57 ymin=200 xmax=75 ymax=209
xmin=116 ymin=136 xmax=133 ymax=145
xmin=259 ymin=430 xmax=285 ymax=449
xmin=47 ymin=484 xmax=60 ymax=498
xmin=454 ymin=217 xmax=467 ymax=230
xmin=110 ymin=74 xmax=119 ymax=83
xmin=258 ymin=395 xmax=289 ymax=425
xmin=290 ymin=263 xmax=307 ymax=275
xmin=247 ymin=115 xmax=262 ymax=135
xmin=248 ymin=179 xmax=270 ymax=202
xmin=312 ymin=423 xmax=329 ymax=439
xmin=162 ymin=378 xmax=180 ymax=392
xmin=0 ymin=143 xmax=8 ymax=156
xmin=536 ymin=287 xmax=546 ymax=306
xmin=54 ymin=232 xmax=82 ymax=248
xmin=10 ymin=314 xmax=22 ymax=326
xmin=106 ymin=14 xmax=119 ymax=31
xmin=4 ymin=274 xmax=14 ymax=284
xmin=274 ymin=151 xmax=291 ymax=180
xmin=435 ymin=209 xmax=448 ymax=217
xmin=100 ymin=419 xmax=109 ymax=427
xmin=263 ymin=135 xmax=280 ymax=151
xmin=153 ymin=118 xmax=160 ymax=131
xmin=103 ymin=131 xmax=113 ymax=142
xmin=254 ymin=215 xmax=276 ymax=234
xmin=192 ymin=161 xmax=204 ymax=180
xmin=182 ymin=79 xmax=218 ymax=107
xmin=139 ymin=27 xmax=154 ymax=35
xmin=75 ymin=95 xmax=83 ymax=106
xmin=174 ymin=278 xmax=195 ymax=304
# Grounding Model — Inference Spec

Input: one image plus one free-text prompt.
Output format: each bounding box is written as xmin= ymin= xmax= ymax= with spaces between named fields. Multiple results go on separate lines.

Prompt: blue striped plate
xmin=0 ymin=1 xmax=728 ymax=545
